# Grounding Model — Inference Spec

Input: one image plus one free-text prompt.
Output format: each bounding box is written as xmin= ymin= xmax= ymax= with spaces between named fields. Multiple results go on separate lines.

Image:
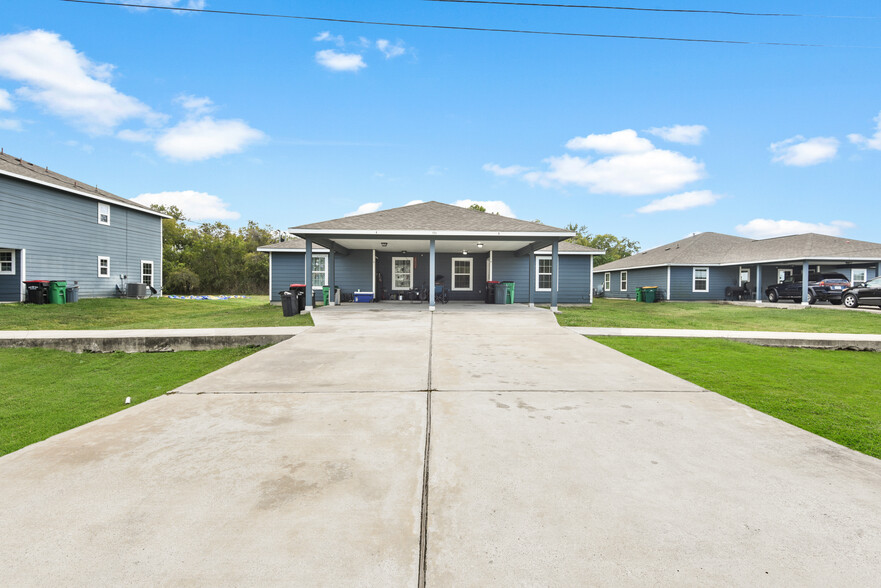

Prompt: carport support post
xmin=305 ymin=239 xmax=313 ymax=311
xmin=528 ymin=250 xmax=535 ymax=307
xmin=429 ymin=239 xmax=436 ymax=311
xmin=755 ymin=264 xmax=762 ymax=303
xmin=802 ymin=260 xmax=810 ymax=305
xmin=877 ymin=262 xmax=881 ymax=278
xmin=328 ymin=248 xmax=336 ymax=306
xmin=550 ymin=241 xmax=559 ymax=313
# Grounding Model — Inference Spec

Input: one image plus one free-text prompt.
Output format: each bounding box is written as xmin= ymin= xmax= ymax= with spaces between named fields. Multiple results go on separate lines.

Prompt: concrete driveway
xmin=2 ymin=304 xmax=880 ymax=586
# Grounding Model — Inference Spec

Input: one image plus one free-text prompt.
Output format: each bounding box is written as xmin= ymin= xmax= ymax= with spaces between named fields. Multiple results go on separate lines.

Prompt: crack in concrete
xmin=418 ymin=312 xmax=434 ymax=587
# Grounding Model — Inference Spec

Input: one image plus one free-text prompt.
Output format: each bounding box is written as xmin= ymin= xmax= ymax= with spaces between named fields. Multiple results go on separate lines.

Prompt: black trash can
xmin=279 ymin=291 xmax=298 ymax=316
xmin=23 ymin=280 xmax=49 ymax=304
xmin=485 ymin=280 xmax=499 ymax=304
xmin=289 ymin=284 xmax=307 ymax=311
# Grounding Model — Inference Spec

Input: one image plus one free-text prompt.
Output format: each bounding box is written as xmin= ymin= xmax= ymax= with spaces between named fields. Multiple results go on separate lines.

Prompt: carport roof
xmin=258 ymin=237 xmax=602 ymax=254
xmin=595 ymin=231 xmax=881 ymax=271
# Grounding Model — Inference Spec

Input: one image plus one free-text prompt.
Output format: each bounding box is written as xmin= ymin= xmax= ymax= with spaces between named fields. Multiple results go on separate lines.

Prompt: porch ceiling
xmin=319 ymin=237 xmax=542 ymax=254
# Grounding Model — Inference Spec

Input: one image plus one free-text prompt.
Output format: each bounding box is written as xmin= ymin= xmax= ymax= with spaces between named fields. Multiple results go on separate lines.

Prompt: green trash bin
xmin=322 ymin=285 xmax=330 ymax=306
xmin=643 ymin=286 xmax=658 ymax=303
xmin=635 ymin=287 xmax=643 ymax=302
xmin=501 ymin=281 xmax=515 ymax=304
xmin=49 ymin=280 xmax=67 ymax=304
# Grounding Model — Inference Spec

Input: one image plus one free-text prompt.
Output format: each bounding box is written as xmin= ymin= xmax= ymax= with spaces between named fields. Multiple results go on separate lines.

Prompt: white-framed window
xmin=603 ymin=272 xmax=611 ymax=291
xmin=141 ymin=260 xmax=154 ymax=287
xmin=392 ymin=257 xmax=413 ymax=290
xmin=0 ymin=249 xmax=14 ymax=275
xmin=310 ymin=255 xmax=328 ymax=290
xmin=536 ymin=257 xmax=553 ymax=291
xmin=853 ymin=268 xmax=867 ymax=283
xmin=98 ymin=256 xmax=110 ymax=278
xmin=98 ymin=203 xmax=110 ymax=225
xmin=620 ymin=271 xmax=628 ymax=291
xmin=452 ymin=258 xmax=473 ymax=291
xmin=693 ymin=267 xmax=709 ymax=292
xmin=739 ymin=267 xmax=750 ymax=286
xmin=778 ymin=269 xmax=792 ymax=283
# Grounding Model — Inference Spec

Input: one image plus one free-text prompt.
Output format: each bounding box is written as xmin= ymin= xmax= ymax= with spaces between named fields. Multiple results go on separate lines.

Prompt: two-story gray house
xmin=0 ymin=152 xmax=167 ymax=302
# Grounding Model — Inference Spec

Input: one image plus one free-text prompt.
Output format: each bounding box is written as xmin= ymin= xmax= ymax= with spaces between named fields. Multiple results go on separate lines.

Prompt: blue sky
xmin=2 ymin=1 xmax=881 ymax=249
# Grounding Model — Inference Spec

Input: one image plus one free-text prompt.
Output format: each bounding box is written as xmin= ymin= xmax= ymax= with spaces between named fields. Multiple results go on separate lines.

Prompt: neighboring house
xmin=0 ymin=152 xmax=168 ymax=302
xmin=593 ymin=231 xmax=881 ymax=303
xmin=258 ymin=201 xmax=602 ymax=310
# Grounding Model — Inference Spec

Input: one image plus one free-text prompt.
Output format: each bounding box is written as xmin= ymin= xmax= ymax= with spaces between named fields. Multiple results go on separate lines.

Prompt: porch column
xmin=801 ymin=260 xmax=810 ymax=305
xmin=528 ymin=250 xmax=535 ymax=307
xmin=877 ymin=262 xmax=881 ymax=278
xmin=550 ymin=241 xmax=559 ymax=312
xmin=328 ymin=247 xmax=336 ymax=306
xmin=429 ymin=239 xmax=436 ymax=311
xmin=755 ymin=264 xmax=762 ymax=303
xmin=588 ymin=253 xmax=594 ymax=304
xmin=305 ymin=239 xmax=313 ymax=310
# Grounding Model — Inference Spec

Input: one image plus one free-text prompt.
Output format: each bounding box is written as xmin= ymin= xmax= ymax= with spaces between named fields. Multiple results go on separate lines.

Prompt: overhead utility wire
xmin=58 ymin=0 xmax=873 ymax=48
xmin=425 ymin=0 xmax=802 ymax=18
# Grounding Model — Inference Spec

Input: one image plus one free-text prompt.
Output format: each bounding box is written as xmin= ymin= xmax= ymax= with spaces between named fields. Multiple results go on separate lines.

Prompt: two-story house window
xmin=98 ymin=203 xmax=110 ymax=225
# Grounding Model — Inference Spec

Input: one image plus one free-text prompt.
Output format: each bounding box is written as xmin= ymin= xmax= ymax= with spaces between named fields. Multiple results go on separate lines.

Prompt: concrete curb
xmin=569 ymin=326 xmax=881 ymax=351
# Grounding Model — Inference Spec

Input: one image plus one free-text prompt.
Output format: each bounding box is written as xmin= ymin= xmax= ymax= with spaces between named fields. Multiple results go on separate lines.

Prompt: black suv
xmin=765 ymin=272 xmax=850 ymax=305
xmin=842 ymin=276 xmax=881 ymax=309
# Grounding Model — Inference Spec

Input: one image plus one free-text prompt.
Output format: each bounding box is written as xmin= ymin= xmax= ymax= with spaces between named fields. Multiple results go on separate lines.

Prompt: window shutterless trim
xmin=98 ymin=203 xmax=110 ymax=225
xmin=620 ymin=270 xmax=628 ymax=291
xmin=391 ymin=256 xmax=414 ymax=290
xmin=451 ymin=257 xmax=473 ymax=291
xmin=98 ymin=256 xmax=110 ymax=278
xmin=603 ymin=272 xmax=611 ymax=291
xmin=536 ymin=256 xmax=553 ymax=292
xmin=310 ymin=254 xmax=328 ymax=290
xmin=693 ymin=267 xmax=709 ymax=292
xmin=141 ymin=260 xmax=154 ymax=287
xmin=0 ymin=249 xmax=15 ymax=275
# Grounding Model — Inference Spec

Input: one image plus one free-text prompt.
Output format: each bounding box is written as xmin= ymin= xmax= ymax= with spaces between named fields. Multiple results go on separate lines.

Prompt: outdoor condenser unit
xmin=127 ymin=283 xmax=147 ymax=299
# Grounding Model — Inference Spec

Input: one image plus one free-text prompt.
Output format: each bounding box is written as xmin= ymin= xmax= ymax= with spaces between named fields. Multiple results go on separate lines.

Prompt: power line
xmin=425 ymin=0 xmax=802 ymax=18
xmin=58 ymin=0 xmax=875 ymax=48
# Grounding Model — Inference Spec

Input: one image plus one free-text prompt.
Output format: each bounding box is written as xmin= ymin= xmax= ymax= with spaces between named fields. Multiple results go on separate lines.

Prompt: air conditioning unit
xmin=127 ymin=283 xmax=147 ymax=299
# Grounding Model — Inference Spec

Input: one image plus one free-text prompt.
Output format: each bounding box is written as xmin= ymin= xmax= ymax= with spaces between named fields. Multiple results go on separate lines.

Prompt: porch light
xmin=462 ymin=250 xmax=468 ymax=255
xmin=381 ymin=242 xmax=388 ymax=247
xmin=477 ymin=242 xmax=484 ymax=248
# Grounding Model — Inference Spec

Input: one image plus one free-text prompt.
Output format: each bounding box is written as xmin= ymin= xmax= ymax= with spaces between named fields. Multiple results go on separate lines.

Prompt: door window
xmin=392 ymin=257 xmax=413 ymax=290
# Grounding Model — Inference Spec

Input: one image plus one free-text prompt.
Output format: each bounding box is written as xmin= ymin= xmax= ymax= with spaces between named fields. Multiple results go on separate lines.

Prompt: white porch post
xmin=550 ymin=241 xmax=559 ymax=312
xmin=877 ymin=262 xmax=881 ymax=278
xmin=429 ymin=239 xmax=436 ymax=311
xmin=666 ymin=266 xmax=671 ymax=300
xmin=588 ymin=253 xmax=594 ymax=304
xmin=20 ymin=249 xmax=26 ymax=302
xmin=328 ymin=247 xmax=336 ymax=306
xmin=528 ymin=250 xmax=535 ymax=307
xmin=801 ymin=260 xmax=810 ymax=305
xmin=755 ymin=264 xmax=763 ymax=303
xmin=305 ymin=239 xmax=313 ymax=311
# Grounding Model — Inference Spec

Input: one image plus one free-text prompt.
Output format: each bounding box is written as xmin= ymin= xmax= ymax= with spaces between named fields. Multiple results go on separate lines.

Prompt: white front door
xmin=392 ymin=257 xmax=413 ymax=290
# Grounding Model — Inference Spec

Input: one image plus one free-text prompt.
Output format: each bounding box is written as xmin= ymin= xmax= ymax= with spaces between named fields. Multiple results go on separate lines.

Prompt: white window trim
xmin=620 ymin=271 xmax=628 ymax=291
xmin=98 ymin=203 xmax=110 ymax=226
xmin=451 ymin=257 xmax=473 ymax=291
xmin=391 ymin=256 xmax=414 ymax=290
xmin=603 ymin=272 xmax=611 ymax=291
xmin=98 ymin=256 xmax=110 ymax=278
xmin=739 ymin=267 xmax=750 ymax=285
xmin=778 ymin=268 xmax=792 ymax=283
xmin=693 ymin=267 xmax=709 ymax=293
xmin=0 ymin=249 xmax=14 ymax=275
xmin=852 ymin=268 xmax=867 ymax=283
xmin=536 ymin=256 xmax=554 ymax=292
xmin=310 ymin=254 xmax=328 ymax=290
xmin=141 ymin=260 xmax=154 ymax=287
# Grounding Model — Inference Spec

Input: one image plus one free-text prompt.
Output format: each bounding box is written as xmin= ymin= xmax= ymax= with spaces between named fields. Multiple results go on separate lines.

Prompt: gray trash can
xmin=494 ymin=282 xmax=508 ymax=304
xmin=65 ymin=285 xmax=79 ymax=303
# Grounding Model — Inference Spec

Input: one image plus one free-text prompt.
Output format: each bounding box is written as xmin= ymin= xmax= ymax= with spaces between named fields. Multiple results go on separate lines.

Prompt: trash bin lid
xmin=23 ymin=280 xmax=50 ymax=284
xmin=487 ymin=280 xmax=500 ymax=284
xmin=290 ymin=284 xmax=306 ymax=288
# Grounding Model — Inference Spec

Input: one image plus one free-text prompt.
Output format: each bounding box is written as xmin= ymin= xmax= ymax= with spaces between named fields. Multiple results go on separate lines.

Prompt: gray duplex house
xmin=0 ymin=152 xmax=167 ymax=302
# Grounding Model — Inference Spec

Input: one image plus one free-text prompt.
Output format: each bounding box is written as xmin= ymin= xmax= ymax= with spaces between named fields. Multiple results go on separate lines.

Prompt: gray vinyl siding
xmin=0 ymin=249 xmax=22 ymax=302
xmin=490 ymin=251 xmax=593 ymax=304
xmin=594 ymin=267 xmax=666 ymax=300
xmin=269 ymin=250 xmax=374 ymax=302
xmin=0 ymin=175 xmax=162 ymax=299
xmin=377 ymin=252 xmax=488 ymax=301
xmin=670 ymin=266 xmax=738 ymax=300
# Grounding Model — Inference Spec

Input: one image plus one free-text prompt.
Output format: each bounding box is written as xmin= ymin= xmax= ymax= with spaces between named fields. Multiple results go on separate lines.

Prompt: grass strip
xmin=0 ymin=346 xmax=262 ymax=456
xmin=0 ymin=296 xmax=313 ymax=330
xmin=560 ymin=299 xmax=881 ymax=334
xmin=593 ymin=336 xmax=881 ymax=460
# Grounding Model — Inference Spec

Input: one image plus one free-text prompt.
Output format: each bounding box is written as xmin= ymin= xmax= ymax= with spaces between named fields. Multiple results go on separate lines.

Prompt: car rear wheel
xmin=807 ymin=292 xmax=817 ymax=305
xmin=843 ymin=293 xmax=859 ymax=308
xmin=767 ymin=290 xmax=779 ymax=303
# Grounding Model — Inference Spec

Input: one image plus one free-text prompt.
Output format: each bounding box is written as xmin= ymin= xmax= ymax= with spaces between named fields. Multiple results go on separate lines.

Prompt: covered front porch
xmin=734 ymin=259 xmax=881 ymax=304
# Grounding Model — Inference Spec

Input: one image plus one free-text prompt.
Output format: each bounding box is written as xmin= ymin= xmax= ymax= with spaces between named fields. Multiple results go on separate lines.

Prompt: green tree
xmin=565 ymin=223 xmax=640 ymax=266
xmin=469 ymin=203 xmax=487 ymax=212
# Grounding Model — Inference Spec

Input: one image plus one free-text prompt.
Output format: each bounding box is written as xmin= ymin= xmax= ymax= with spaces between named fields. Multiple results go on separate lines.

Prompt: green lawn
xmin=0 ymin=296 xmax=313 ymax=330
xmin=560 ymin=298 xmax=881 ymax=333
xmin=0 ymin=346 xmax=263 ymax=456
xmin=594 ymin=337 xmax=881 ymax=460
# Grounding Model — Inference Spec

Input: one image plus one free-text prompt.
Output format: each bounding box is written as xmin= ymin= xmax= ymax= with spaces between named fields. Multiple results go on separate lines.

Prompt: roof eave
xmin=289 ymin=228 xmax=575 ymax=239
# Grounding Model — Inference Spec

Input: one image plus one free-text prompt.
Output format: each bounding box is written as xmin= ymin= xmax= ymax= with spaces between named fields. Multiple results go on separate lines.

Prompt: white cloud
xmin=636 ymin=190 xmax=723 ymax=214
xmin=132 ymin=190 xmax=241 ymax=221
xmin=482 ymin=163 xmax=529 ymax=177
xmin=155 ymin=117 xmax=265 ymax=161
xmin=117 ymin=128 xmax=154 ymax=142
xmin=426 ymin=165 xmax=443 ymax=176
xmin=565 ymin=129 xmax=654 ymax=154
xmin=848 ymin=111 xmax=881 ymax=151
xmin=315 ymin=50 xmax=366 ymax=72
xmin=735 ymin=218 xmax=855 ymax=239
xmin=314 ymin=31 xmax=345 ymax=47
xmin=0 ymin=118 xmax=23 ymax=131
xmin=453 ymin=199 xmax=516 ymax=218
xmin=405 ymin=199 xmax=424 ymax=206
xmin=125 ymin=0 xmax=206 ymax=10
xmin=770 ymin=135 xmax=839 ymax=166
xmin=0 ymin=89 xmax=13 ymax=111
xmin=647 ymin=124 xmax=708 ymax=145
xmin=0 ymin=30 xmax=160 ymax=134
xmin=345 ymin=202 xmax=383 ymax=217
xmin=175 ymin=94 xmax=214 ymax=116
xmin=376 ymin=39 xmax=406 ymax=59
